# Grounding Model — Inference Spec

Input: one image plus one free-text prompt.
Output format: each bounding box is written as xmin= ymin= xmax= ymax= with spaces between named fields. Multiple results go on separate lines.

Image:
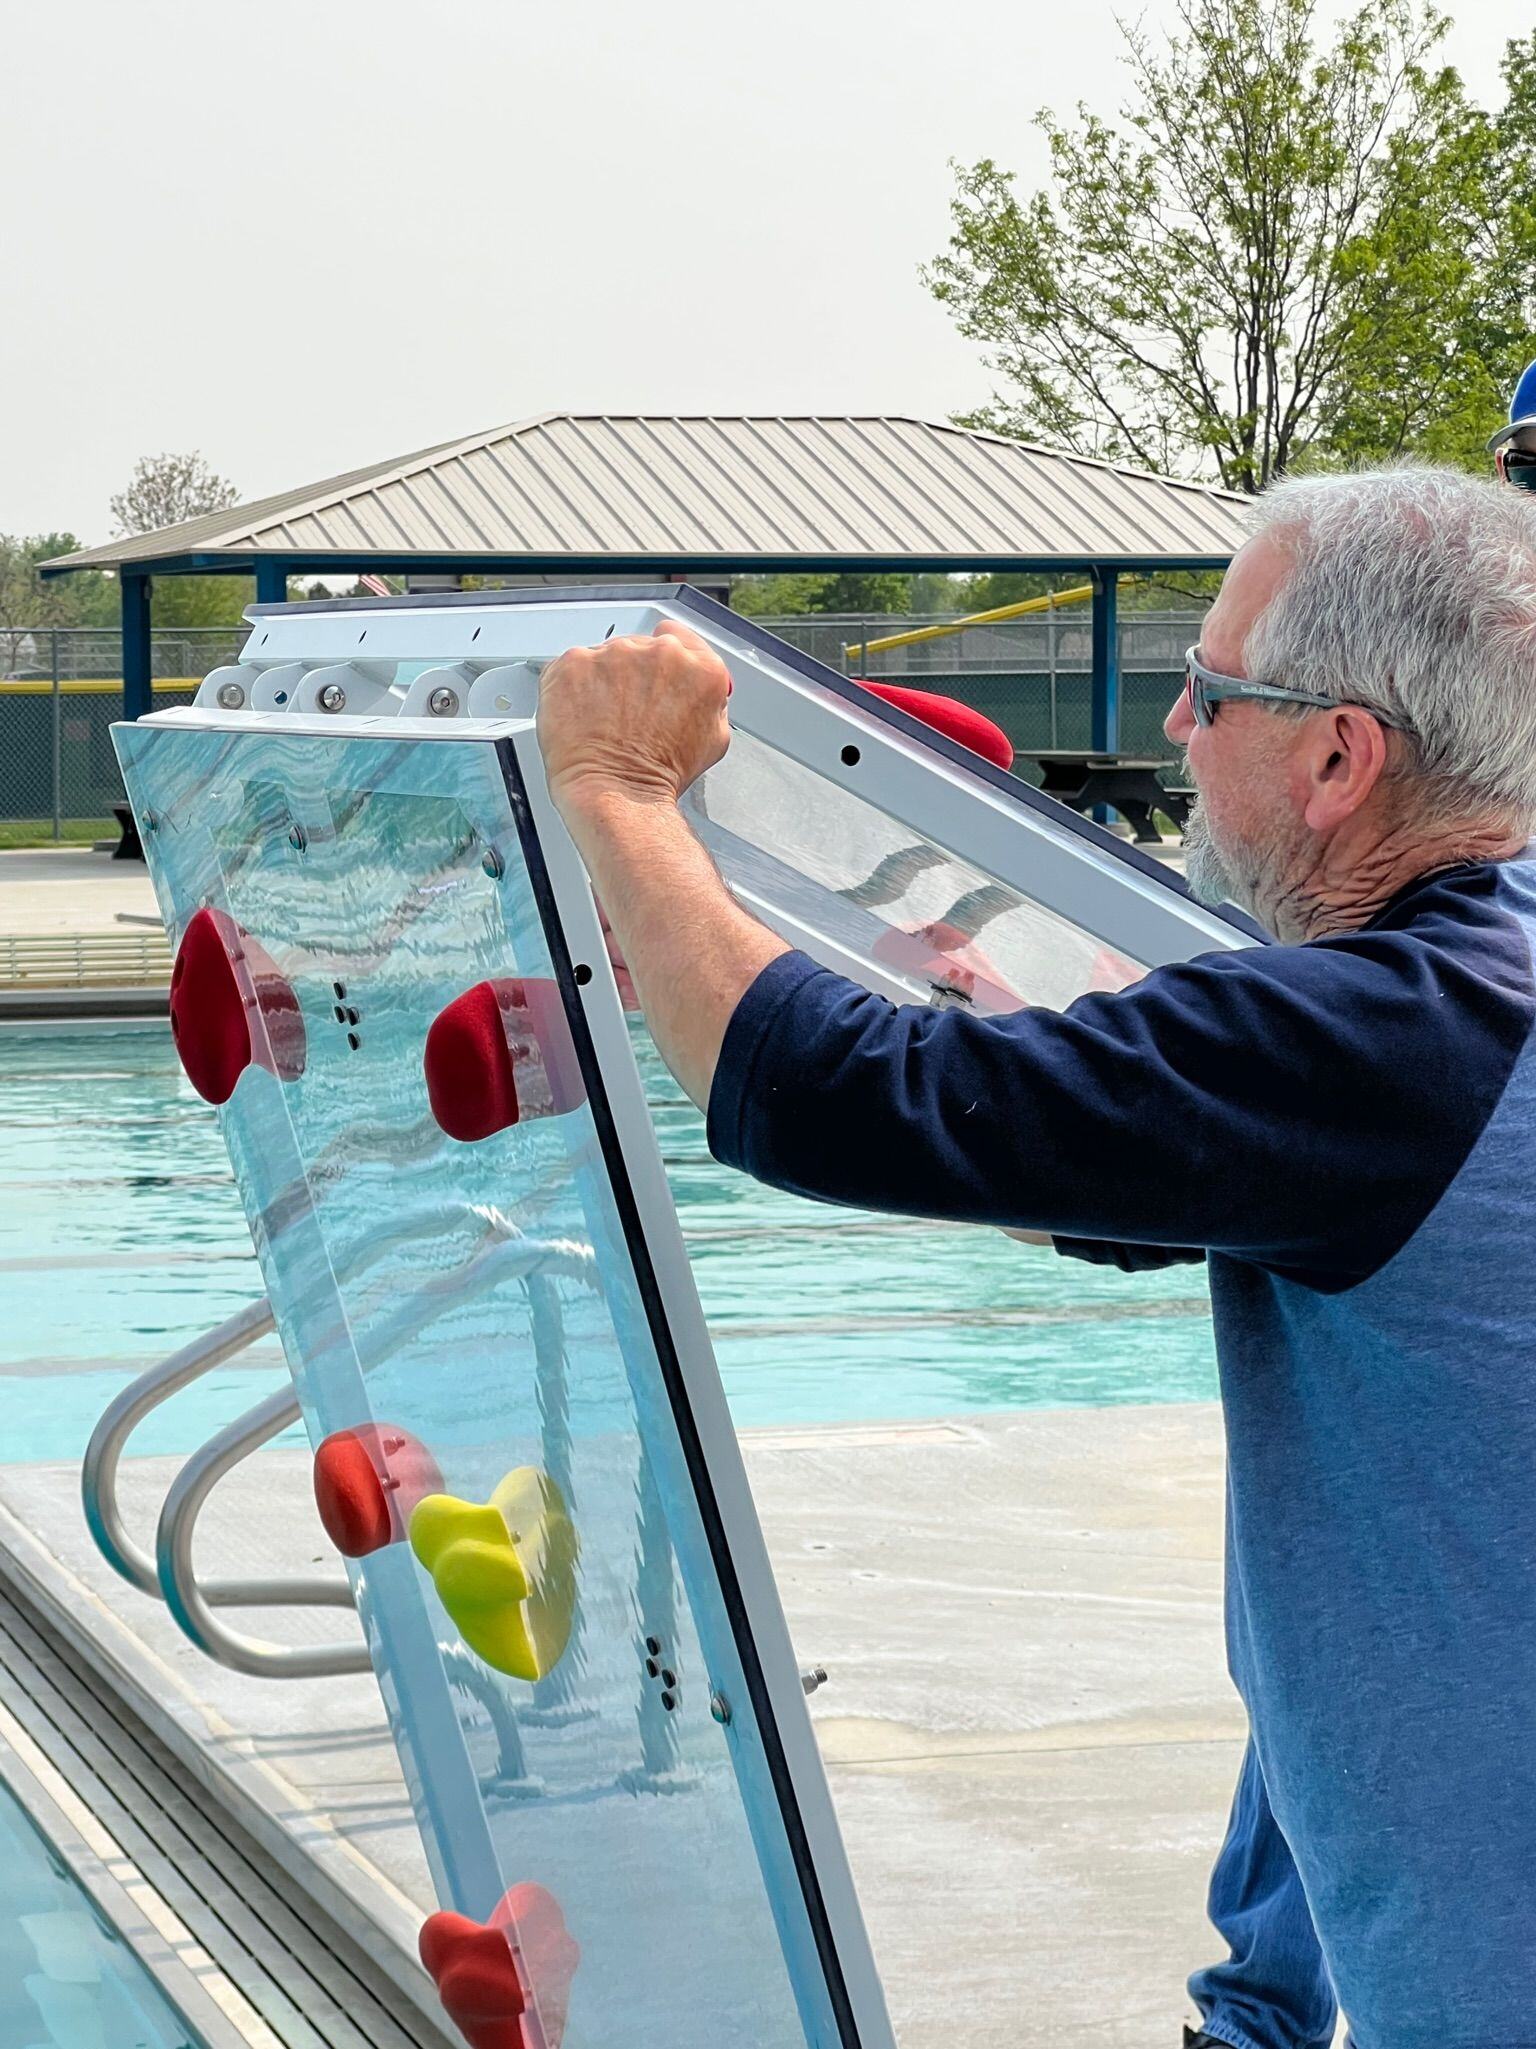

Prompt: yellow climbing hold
xmin=408 ymin=1468 xmax=578 ymax=1681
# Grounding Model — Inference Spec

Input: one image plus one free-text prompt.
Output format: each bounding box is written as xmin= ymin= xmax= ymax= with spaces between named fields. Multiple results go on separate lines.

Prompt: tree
xmin=731 ymin=572 xmax=925 ymax=618
xmin=108 ymin=450 xmax=250 ymax=632
xmin=1327 ymin=29 xmax=1536 ymax=467
xmin=0 ymin=534 xmax=116 ymax=675
xmin=925 ymin=0 xmax=1534 ymax=491
xmin=148 ymin=574 xmax=258 ymax=632
xmin=109 ymin=451 xmax=238 ymax=538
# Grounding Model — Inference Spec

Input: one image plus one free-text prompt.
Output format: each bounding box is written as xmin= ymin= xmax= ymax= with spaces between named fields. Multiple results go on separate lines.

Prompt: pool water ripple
xmin=0 ymin=1022 xmax=1217 ymax=1460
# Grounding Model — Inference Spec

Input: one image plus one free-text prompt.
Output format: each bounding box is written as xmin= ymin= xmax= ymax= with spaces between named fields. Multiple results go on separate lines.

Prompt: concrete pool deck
xmin=0 ymin=834 xmax=1189 ymax=941
xmin=0 ymin=1402 xmax=1252 ymax=2047
xmin=0 ymin=846 xmax=160 ymax=935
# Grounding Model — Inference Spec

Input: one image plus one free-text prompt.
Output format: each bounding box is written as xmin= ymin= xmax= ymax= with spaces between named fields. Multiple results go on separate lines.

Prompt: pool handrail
xmin=80 ymin=1297 xmax=368 ymax=1677
xmin=154 ymin=1381 xmax=372 ymax=1678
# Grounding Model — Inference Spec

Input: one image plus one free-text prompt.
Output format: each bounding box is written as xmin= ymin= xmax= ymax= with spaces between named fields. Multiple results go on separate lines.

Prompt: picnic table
xmin=108 ymin=803 xmax=145 ymax=861
xmin=1020 ymin=750 xmax=1192 ymax=845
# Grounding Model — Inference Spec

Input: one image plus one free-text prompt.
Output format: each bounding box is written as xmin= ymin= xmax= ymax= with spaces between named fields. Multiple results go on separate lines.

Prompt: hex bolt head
xmin=427 ymin=686 xmax=459 ymax=717
xmin=317 ymin=682 xmax=346 ymax=713
xmin=709 ymin=1691 xmax=732 ymax=1726
xmin=216 ymin=681 xmax=245 ymax=710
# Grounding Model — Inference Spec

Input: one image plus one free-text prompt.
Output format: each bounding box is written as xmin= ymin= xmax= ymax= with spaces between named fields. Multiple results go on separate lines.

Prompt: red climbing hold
xmin=168 ymin=907 xmax=304 ymax=1105
xmin=860 ymin=680 xmax=1014 ymax=770
xmin=873 ymin=919 xmax=1024 ymax=1013
xmin=419 ymin=1912 xmax=526 ymax=2049
xmin=424 ymin=979 xmax=585 ymax=1144
xmin=419 ymin=1884 xmax=578 ymax=2049
xmin=499 ymin=1883 xmax=579 ymax=2049
xmin=312 ymin=1424 xmax=444 ymax=1558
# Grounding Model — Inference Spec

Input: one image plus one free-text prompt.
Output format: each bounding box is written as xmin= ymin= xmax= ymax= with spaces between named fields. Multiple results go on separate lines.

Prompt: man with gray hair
xmin=537 ymin=465 xmax=1536 ymax=2048
xmin=1179 ymin=458 xmax=1536 ymax=2049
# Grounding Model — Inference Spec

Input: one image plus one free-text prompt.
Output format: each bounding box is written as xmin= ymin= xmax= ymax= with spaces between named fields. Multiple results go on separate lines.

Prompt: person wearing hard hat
xmin=1490 ymin=357 xmax=1536 ymax=491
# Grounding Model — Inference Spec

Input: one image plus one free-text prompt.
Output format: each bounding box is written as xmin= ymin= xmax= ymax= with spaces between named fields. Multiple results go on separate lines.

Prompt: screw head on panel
xmin=318 ymin=682 xmax=346 ymax=713
xmin=481 ymin=848 xmax=504 ymax=879
xmin=216 ymin=681 xmax=245 ymax=710
xmin=139 ymin=810 xmax=158 ymax=834
xmin=709 ymin=1691 xmax=732 ymax=1726
xmin=288 ymin=825 xmax=307 ymax=853
xmin=427 ymin=686 xmax=459 ymax=717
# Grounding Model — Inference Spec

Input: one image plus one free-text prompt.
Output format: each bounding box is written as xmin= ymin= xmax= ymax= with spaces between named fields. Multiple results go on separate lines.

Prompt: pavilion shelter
xmin=41 ymin=413 xmax=1251 ymax=751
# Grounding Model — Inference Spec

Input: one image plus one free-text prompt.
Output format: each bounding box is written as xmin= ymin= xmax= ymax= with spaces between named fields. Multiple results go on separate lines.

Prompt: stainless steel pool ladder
xmin=82 ymin=1293 xmax=834 ymax=1708
xmin=80 ymin=1297 xmax=370 ymax=1679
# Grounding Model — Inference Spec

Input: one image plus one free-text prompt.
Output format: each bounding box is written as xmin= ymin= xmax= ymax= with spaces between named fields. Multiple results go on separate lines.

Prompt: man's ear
xmin=1300 ymin=707 xmax=1392 ymax=832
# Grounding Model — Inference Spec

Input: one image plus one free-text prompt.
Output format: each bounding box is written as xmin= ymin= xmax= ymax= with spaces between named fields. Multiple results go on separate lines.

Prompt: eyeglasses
xmin=1495 ymin=447 xmax=1536 ymax=494
xmin=1183 ymin=647 xmax=1408 ymax=731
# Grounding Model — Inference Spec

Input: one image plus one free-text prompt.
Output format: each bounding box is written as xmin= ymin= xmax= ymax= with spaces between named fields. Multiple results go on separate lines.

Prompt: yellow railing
xmin=842 ymin=577 xmax=1141 ymax=665
xmin=0 ymin=678 xmax=201 ymax=696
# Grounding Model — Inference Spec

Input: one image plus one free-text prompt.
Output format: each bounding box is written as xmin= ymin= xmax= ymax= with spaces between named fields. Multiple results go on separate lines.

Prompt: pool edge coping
xmin=0 ymin=1492 xmax=447 ymax=2036
xmin=0 ymin=1709 xmax=258 ymax=2048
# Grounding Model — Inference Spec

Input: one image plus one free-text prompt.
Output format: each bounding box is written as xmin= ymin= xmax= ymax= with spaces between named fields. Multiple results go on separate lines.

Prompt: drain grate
xmin=0 ymin=1569 xmax=456 ymax=2049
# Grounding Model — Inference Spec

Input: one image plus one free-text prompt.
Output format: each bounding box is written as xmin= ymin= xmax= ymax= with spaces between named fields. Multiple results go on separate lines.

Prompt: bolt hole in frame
xmin=113 ymin=587 xmax=1259 ymax=2049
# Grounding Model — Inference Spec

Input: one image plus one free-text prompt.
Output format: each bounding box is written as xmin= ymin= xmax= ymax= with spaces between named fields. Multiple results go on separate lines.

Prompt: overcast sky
xmin=0 ymin=0 xmax=1521 ymax=540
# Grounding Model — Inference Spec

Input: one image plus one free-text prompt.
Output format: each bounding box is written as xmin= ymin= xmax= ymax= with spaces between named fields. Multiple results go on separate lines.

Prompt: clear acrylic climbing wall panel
xmin=686 ymin=727 xmax=1146 ymax=1011
xmin=112 ymin=718 xmax=851 ymax=2049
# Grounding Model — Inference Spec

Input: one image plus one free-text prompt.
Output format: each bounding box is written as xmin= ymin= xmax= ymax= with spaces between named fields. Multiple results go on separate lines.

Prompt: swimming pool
xmin=0 ymin=1761 xmax=201 ymax=2049
xmin=0 ymin=1020 xmax=1215 ymax=1461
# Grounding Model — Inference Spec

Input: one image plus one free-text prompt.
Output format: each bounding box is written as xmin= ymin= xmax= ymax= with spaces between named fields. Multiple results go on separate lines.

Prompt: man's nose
xmin=1165 ymin=684 xmax=1196 ymax=747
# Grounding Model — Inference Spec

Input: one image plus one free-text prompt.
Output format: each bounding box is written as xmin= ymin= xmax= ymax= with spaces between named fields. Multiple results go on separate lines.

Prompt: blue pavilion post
xmin=1090 ymin=566 xmax=1120 ymax=753
xmin=121 ymin=572 xmax=152 ymax=721
xmin=254 ymin=558 xmax=288 ymax=607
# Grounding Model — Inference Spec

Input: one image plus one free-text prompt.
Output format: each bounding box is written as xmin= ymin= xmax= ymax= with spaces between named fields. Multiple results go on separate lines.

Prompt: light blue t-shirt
xmin=708 ymin=855 xmax=1536 ymax=2048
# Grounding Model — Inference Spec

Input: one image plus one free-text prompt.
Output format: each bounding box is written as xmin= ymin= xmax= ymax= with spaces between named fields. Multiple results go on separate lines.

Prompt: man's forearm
xmin=558 ymin=785 xmax=788 ymax=1108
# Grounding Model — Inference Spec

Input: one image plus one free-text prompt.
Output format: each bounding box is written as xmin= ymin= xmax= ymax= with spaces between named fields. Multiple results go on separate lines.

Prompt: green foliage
xmin=0 ymin=534 xmax=116 ymax=672
xmin=0 ymin=818 xmax=114 ymax=850
xmin=1327 ymin=29 xmax=1536 ymax=468
xmin=951 ymin=570 xmax=1060 ymax=611
xmin=149 ymin=575 xmax=257 ymax=631
xmin=926 ymin=0 xmax=1536 ymax=490
xmin=731 ymin=572 xmax=923 ymax=617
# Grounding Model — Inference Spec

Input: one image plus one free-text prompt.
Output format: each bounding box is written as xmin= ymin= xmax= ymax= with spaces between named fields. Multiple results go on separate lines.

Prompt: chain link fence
xmin=0 ymin=629 xmax=245 ymax=840
xmin=0 ymin=610 xmax=1206 ymax=839
xmin=761 ymin=608 xmax=1207 ymax=762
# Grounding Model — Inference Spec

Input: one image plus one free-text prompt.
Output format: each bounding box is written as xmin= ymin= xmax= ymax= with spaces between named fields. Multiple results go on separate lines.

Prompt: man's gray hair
xmin=1244 ymin=466 xmax=1536 ymax=827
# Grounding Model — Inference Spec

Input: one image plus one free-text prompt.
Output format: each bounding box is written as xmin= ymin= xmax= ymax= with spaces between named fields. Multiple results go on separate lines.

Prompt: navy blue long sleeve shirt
xmin=707 ymin=855 xmax=1536 ymax=2049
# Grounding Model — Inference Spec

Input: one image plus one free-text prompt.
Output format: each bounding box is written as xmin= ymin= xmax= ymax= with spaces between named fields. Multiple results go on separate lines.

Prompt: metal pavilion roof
xmin=44 ymin=414 xmax=1252 ymax=576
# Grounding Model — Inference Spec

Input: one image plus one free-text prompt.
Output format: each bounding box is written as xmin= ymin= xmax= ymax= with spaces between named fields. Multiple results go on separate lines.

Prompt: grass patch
xmin=0 ymin=818 xmax=115 ymax=850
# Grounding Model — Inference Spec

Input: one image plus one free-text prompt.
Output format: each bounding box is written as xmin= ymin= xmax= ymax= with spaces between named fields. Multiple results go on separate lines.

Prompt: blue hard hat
xmin=1489 ymin=358 xmax=1536 ymax=451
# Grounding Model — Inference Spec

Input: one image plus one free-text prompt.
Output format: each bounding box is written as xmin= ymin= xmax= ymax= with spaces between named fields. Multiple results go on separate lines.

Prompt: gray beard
xmin=1182 ymin=794 xmax=1313 ymax=938
xmin=1181 ymin=799 xmax=1248 ymax=911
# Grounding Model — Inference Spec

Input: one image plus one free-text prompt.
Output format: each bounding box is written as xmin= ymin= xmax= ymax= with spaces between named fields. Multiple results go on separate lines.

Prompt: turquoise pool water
xmin=0 ymin=1765 xmax=201 ymax=2048
xmin=0 ymin=1021 xmax=1215 ymax=1461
